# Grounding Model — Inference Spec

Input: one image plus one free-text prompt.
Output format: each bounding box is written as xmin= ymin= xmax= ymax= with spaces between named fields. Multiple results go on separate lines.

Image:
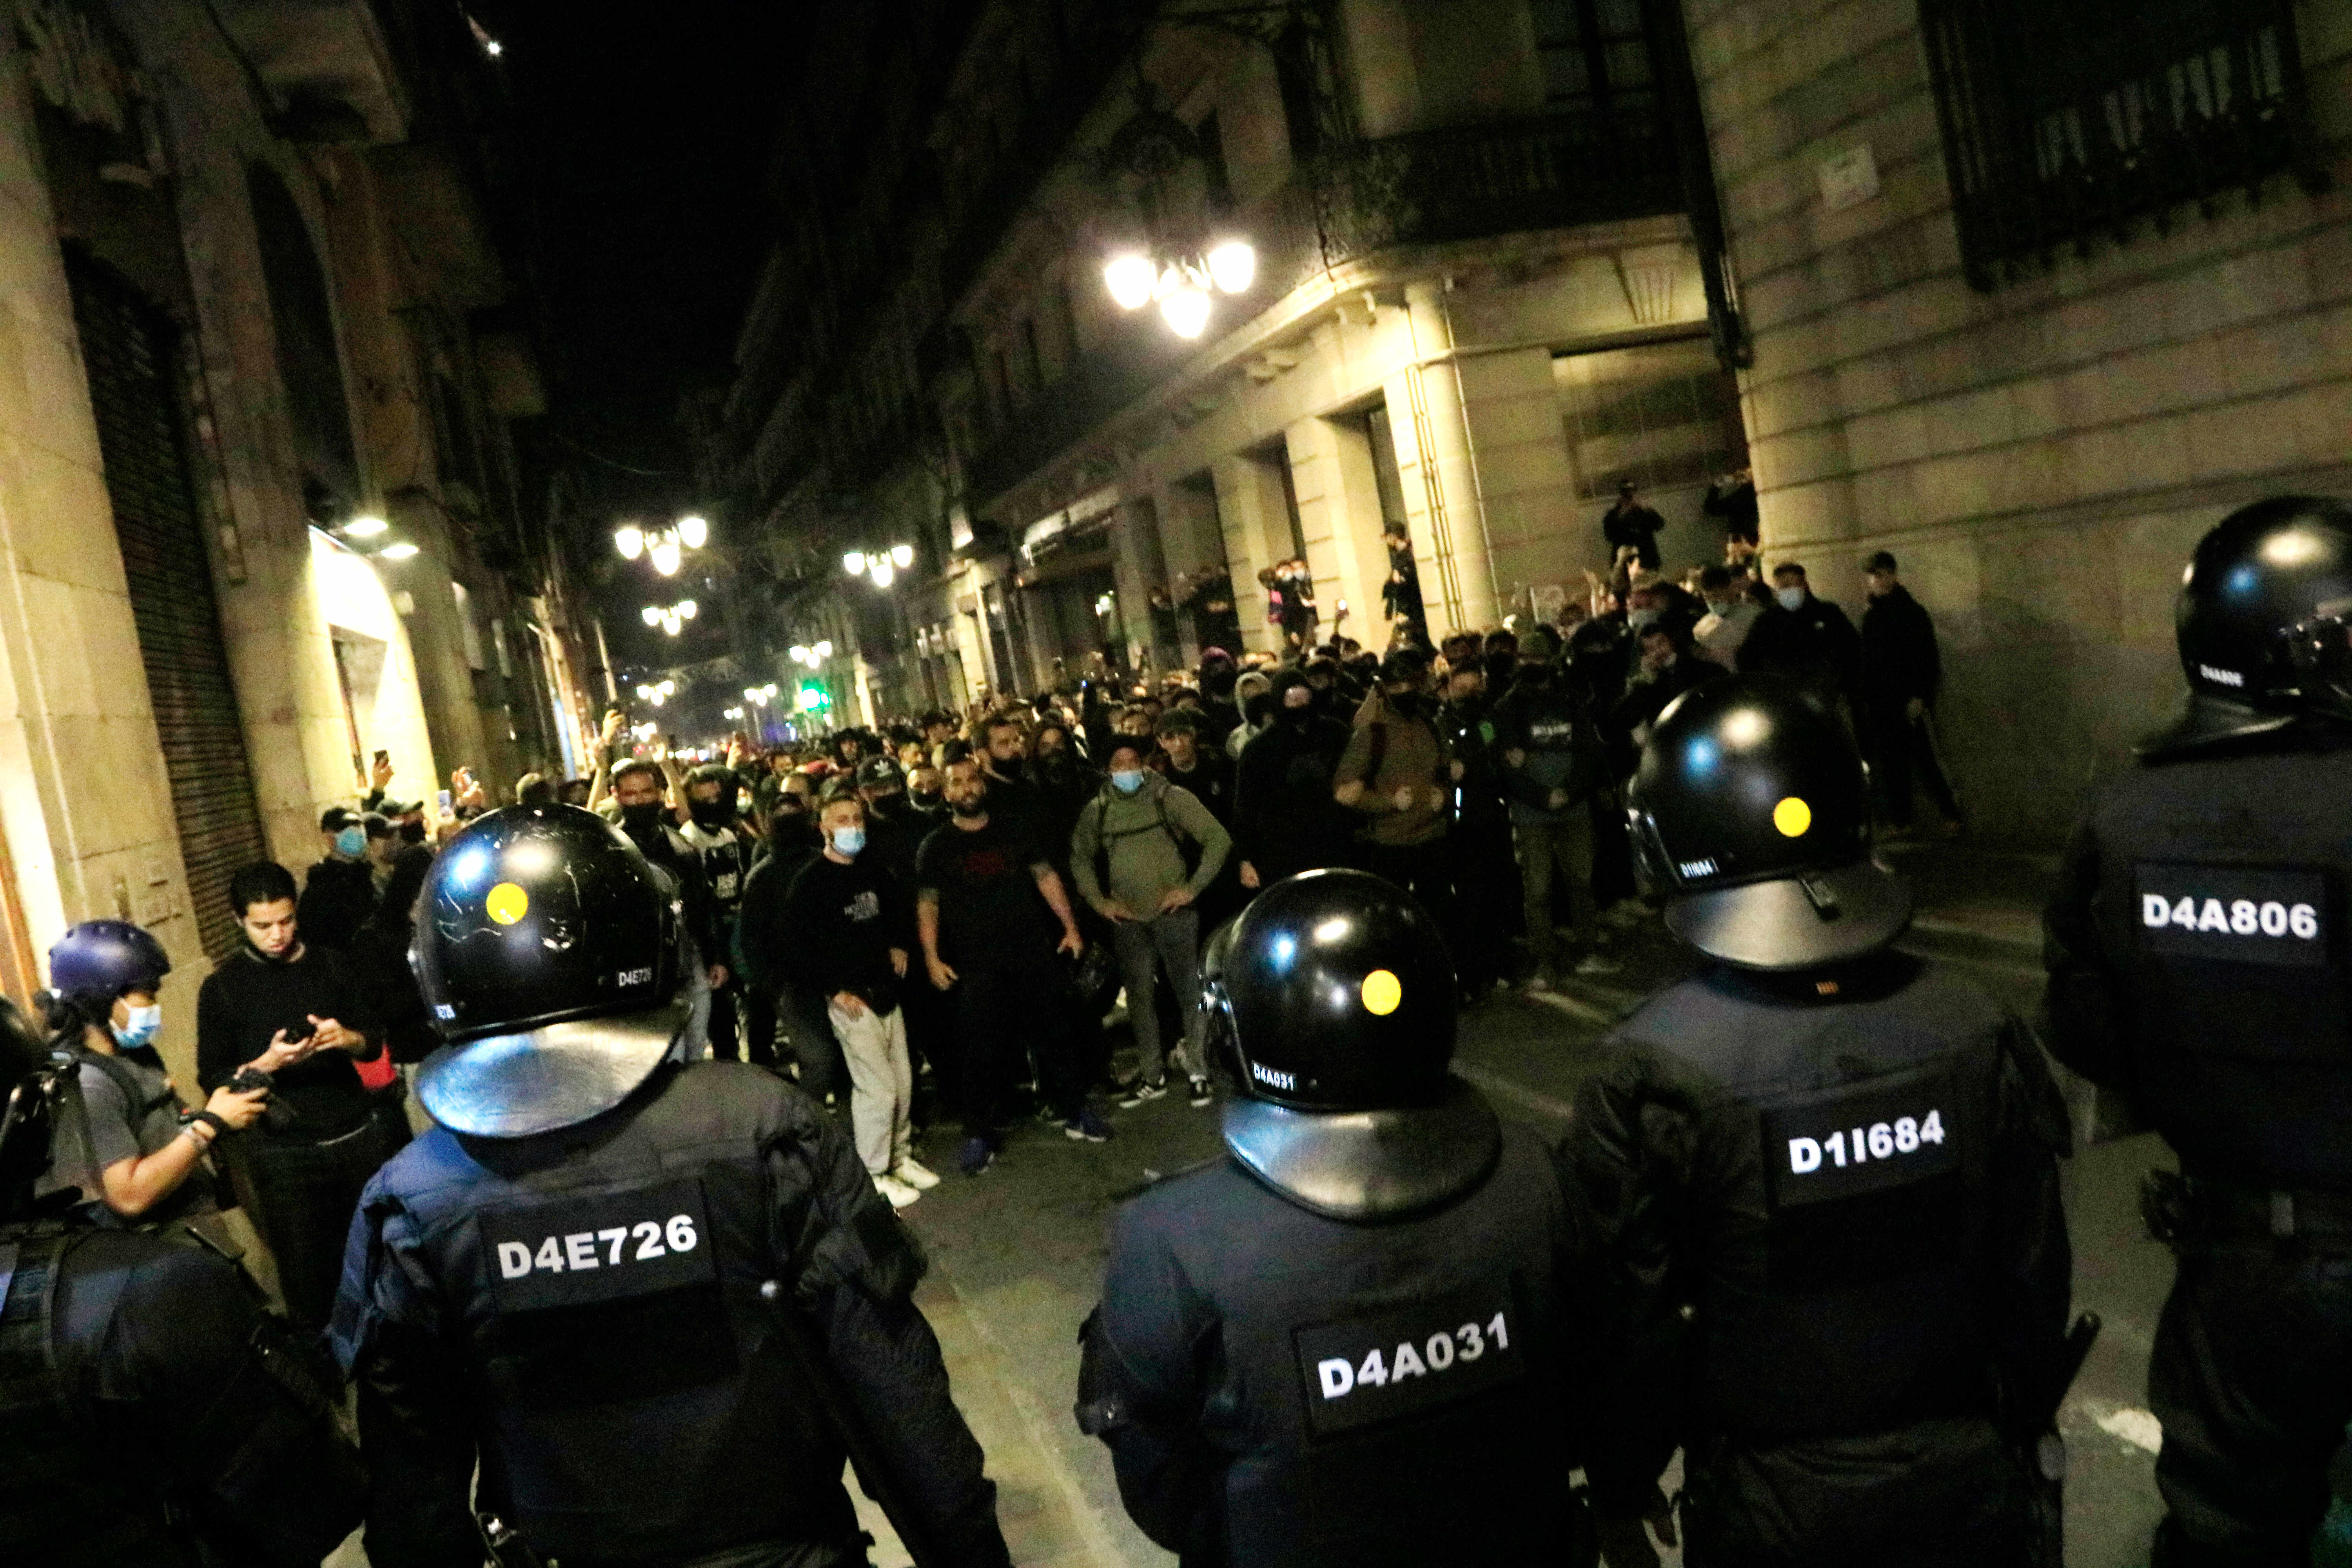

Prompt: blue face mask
xmin=113 ymin=1003 xmax=161 ymax=1050
xmin=1110 ymin=769 xmax=1145 ymax=795
xmin=829 ymin=826 xmax=865 ymax=857
xmin=1776 ymin=586 xmax=1806 ymax=612
xmin=334 ymin=826 xmax=367 ymax=858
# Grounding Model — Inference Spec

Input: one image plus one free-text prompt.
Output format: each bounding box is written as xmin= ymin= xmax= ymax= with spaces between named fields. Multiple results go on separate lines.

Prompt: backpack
xmin=1091 ymin=790 xmax=1200 ymax=899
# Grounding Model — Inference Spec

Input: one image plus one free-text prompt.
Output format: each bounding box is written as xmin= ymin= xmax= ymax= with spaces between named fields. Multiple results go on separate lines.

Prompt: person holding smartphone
xmin=196 ymin=860 xmax=404 ymax=1334
xmin=38 ymin=920 xmax=269 ymax=1228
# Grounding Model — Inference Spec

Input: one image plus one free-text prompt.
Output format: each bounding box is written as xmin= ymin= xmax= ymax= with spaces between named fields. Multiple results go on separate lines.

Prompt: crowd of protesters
xmin=60 ymin=505 xmax=1957 ymax=1309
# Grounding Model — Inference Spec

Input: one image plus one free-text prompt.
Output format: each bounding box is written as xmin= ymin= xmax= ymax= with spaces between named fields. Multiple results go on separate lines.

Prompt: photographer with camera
xmin=197 ymin=861 xmax=405 ymax=1336
xmin=36 ymin=920 xmax=267 ymax=1229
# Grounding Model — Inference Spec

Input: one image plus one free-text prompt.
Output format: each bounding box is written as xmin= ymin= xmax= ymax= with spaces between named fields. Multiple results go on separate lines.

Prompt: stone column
xmin=1209 ymin=452 xmax=1294 ymax=657
xmin=1283 ymin=414 xmax=1392 ymax=651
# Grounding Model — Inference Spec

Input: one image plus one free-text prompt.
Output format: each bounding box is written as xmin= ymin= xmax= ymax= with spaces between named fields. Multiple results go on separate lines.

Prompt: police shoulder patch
xmin=1291 ymin=1281 xmax=1527 ymax=1440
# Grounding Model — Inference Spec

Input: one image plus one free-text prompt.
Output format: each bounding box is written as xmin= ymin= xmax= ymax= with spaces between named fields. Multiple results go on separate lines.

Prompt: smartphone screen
xmin=437 ymin=789 xmax=453 ymax=812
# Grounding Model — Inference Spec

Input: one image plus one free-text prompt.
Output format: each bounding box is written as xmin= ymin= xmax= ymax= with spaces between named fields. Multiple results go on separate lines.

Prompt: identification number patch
xmin=2134 ymin=862 xmax=2328 ymax=967
xmin=1762 ymin=1066 xmax=1960 ymax=1209
xmin=1292 ymin=1284 xmax=1526 ymax=1439
xmin=481 ymin=1176 xmax=716 ymax=1313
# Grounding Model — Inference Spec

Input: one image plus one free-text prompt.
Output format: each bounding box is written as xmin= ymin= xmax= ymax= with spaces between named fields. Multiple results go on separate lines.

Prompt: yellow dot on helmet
xmin=1361 ymin=969 xmax=1402 ymax=1015
xmin=1773 ymin=796 xmax=1813 ymax=838
xmin=486 ymin=882 xmax=530 ymax=925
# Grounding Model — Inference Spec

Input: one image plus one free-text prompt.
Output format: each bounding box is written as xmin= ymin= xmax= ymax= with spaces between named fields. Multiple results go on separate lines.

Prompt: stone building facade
xmin=1688 ymin=0 xmax=2352 ymax=841
xmin=713 ymin=0 xmax=1749 ymax=722
xmin=0 ymin=0 xmax=589 ymax=1083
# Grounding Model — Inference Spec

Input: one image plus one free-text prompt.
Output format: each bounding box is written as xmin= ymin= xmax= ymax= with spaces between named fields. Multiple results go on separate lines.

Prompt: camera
xmin=228 ymin=1066 xmax=273 ymax=1095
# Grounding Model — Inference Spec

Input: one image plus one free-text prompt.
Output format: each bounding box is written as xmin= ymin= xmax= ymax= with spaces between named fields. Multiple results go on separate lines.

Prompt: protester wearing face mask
xmin=777 ymin=792 xmax=933 ymax=1207
xmin=1232 ymin=667 xmax=1356 ymax=889
xmin=1692 ymin=562 xmax=1762 ymax=670
xmin=38 ymin=920 xmax=267 ymax=1230
xmin=1739 ymin=560 xmax=1863 ymax=711
xmin=610 ymin=760 xmax=722 ymax=1059
xmin=734 ymin=793 xmax=841 ymax=1093
xmin=1071 ymin=740 xmax=1230 ymax=1109
xmin=297 ymin=806 xmax=380 ymax=955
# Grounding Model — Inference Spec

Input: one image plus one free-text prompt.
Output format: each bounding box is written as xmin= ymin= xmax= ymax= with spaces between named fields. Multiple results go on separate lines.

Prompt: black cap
xmin=1864 ymin=550 xmax=1898 ymax=573
xmin=411 ymin=805 xmax=684 ymax=1138
xmin=1628 ymin=675 xmax=1907 ymax=970
xmin=321 ymin=806 xmax=363 ymax=833
xmin=1209 ymin=868 xmax=1455 ymax=1112
xmin=855 ymin=756 xmax=905 ymax=789
xmin=2145 ymin=495 xmax=2352 ymax=756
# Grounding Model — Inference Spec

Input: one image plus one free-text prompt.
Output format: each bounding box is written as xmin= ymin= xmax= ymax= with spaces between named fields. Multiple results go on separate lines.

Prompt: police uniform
xmin=1079 ymin=869 xmax=1595 ymax=1568
xmin=0 ymin=1006 xmax=363 ymax=1568
xmin=334 ymin=804 xmax=1010 ymax=1568
xmin=1568 ymin=677 xmax=2075 ymax=1568
xmin=2041 ymin=497 xmax=2352 ymax=1568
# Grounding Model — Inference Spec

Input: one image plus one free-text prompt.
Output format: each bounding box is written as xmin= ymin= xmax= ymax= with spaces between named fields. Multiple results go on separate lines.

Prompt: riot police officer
xmin=332 ymin=804 xmax=1011 ymax=1568
xmin=2042 ymin=495 xmax=2352 ymax=1568
xmin=1077 ymin=868 xmax=1599 ymax=1567
xmin=1565 ymin=676 xmax=2076 ymax=1568
xmin=0 ymin=995 xmax=364 ymax=1566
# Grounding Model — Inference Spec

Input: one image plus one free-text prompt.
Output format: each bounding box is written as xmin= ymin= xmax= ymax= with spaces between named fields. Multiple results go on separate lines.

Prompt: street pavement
xmin=863 ymin=838 xmax=2192 ymax=1568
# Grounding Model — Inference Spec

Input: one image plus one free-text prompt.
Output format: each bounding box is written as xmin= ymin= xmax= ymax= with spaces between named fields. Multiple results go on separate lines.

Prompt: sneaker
xmin=873 ymin=1172 xmax=921 ymax=1209
xmin=1061 ymin=1106 xmax=1114 ymax=1143
xmin=1118 ymin=1077 xmax=1169 ymax=1109
xmin=1187 ymin=1076 xmax=1214 ymax=1109
xmin=893 ymin=1157 xmax=942 ymax=1191
xmin=957 ymin=1136 xmax=997 ymax=1177
xmin=1572 ymin=953 xmax=1623 ymax=977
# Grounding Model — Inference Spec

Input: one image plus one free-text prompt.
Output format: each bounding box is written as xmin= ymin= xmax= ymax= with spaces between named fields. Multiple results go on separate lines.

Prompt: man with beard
xmin=916 ymin=757 xmax=1100 ymax=1173
xmin=1233 ymin=668 xmax=1357 ymax=891
xmin=978 ymin=715 xmax=1038 ymax=832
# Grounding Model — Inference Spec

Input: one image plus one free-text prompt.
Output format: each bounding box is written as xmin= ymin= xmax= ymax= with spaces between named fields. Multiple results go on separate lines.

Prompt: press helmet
xmin=410 ymin=804 xmax=684 ymax=1138
xmin=2154 ymin=495 xmax=2352 ymax=753
xmin=1208 ymin=868 xmax=1455 ymax=1112
xmin=47 ymin=920 xmax=171 ymax=1022
xmin=1628 ymin=675 xmax=1908 ymax=970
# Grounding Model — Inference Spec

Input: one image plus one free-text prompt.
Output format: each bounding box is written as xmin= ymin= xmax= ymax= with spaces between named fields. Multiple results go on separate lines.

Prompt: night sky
xmin=488 ymin=1 xmax=791 ymax=505
xmin=481 ymin=2 xmax=795 ymax=676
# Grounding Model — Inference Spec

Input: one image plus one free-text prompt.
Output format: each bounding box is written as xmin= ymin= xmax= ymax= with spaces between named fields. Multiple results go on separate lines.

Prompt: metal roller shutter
xmin=68 ymin=258 xmax=268 ymax=961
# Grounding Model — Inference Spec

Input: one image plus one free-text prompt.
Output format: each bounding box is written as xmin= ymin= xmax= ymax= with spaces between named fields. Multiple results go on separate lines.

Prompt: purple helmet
xmin=48 ymin=920 xmax=171 ymax=1009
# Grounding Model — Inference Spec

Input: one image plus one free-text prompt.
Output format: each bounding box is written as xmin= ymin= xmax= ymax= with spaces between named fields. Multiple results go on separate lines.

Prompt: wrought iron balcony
xmin=1289 ymin=108 xmax=1683 ymax=282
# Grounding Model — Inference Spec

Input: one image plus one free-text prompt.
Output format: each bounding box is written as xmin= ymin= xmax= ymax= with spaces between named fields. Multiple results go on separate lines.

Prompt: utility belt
xmin=2141 ymin=1170 xmax=2352 ymax=1247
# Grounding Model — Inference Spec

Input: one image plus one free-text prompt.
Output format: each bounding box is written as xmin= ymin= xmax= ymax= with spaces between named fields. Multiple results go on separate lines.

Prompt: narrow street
xmin=860 ymin=841 xmax=2180 ymax=1568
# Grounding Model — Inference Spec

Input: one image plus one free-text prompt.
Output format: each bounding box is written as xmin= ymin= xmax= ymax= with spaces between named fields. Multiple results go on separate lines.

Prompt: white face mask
xmin=1776 ymin=586 xmax=1806 ymax=611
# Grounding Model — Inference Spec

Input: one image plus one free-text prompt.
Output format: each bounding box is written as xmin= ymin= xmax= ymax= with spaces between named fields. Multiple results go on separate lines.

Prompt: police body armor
xmin=1092 ymin=1114 xmax=1583 ymax=1566
xmin=0 ymin=1220 xmax=364 ymax=1567
xmin=2070 ymin=740 xmax=2352 ymax=1190
xmin=345 ymin=1063 xmax=888 ymax=1564
xmin=1606 ymin=961 xmax=2020 ymax=1441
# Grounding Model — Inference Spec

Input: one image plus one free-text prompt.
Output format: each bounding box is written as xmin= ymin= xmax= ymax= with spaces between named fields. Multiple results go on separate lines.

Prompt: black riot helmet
xmin=1211 ymin=868 xmax=1455 ymax=1112
xmin=1628 ymin=675 xmax=1908 ymax=971
xmin=2149 ymin=495 xmax=2352 ymax=754
xmin=0 ymin=995 xmax=62 ymax=1223
xmin=410 ymin=805 xmax=684 ymax=1138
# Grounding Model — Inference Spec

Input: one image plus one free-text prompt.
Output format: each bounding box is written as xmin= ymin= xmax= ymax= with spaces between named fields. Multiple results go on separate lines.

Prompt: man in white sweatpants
xmin=779 ymin=792 xmax=936 ymax=1207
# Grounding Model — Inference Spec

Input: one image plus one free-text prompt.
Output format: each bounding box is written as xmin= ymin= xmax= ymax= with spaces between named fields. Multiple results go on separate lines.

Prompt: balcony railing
xmin=960 ymin=111 xmax=1685 ymax=511
xmin=1288 ymin=109 xmax=1683 ymax=283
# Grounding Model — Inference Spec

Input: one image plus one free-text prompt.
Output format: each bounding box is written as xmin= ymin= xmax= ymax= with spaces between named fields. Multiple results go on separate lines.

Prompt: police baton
xmin=757 ymin=1278 xmax=946 ymax=1568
